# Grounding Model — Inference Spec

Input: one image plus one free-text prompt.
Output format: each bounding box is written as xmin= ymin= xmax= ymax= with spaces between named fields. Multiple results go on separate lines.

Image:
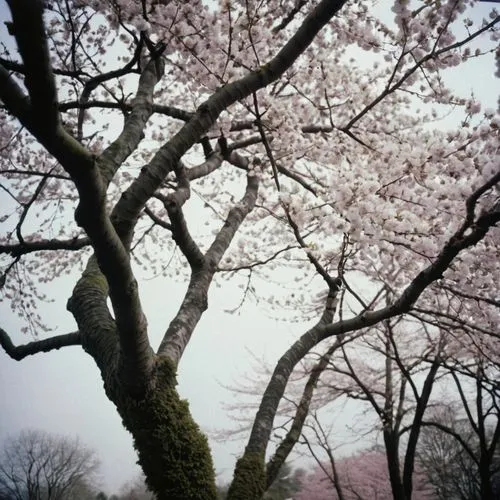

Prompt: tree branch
xmin=0 ymin=64 xmax=32 ymax=123
xmin=162 ymin=165 xmax=205 ymax=270
xmin=143 ymin=206 xmax=172 ymax=231
xmin=0 ymin=327 xmax=82 ymax=361
xmin=2 ymin=2 xmax=158 ymax=395
xmin=437 ymin=283 xmax=500 ymax=308
xmin=158 ymin=167 xmax=260 ymax=364
xmin=58 ymin=100 xmax=194 ymax=122
xmin=66 ymin=257 xmax=122 ymax=380
xmin=239 ymin=173 xmax=500 ymax=460
xmin=343 ymin=15 xmax=500 ymax=131
xmin=0 ymin=56 xmax=87 ymax=78
xmin=111 ymin=0 xmax=349 ymax=246
xmin=266 ymin=331 xmax=342 ymax=487
xmin=6 ymin=0 xmax=59 ymax=132
xmin=402 ymin=420 xmax=478 ymax=464
xmin=0 ymin=237 xmax=90 ymax=257
xmin=75 ymin=41 xmax=143 ymax=142
xmin=185 ymin=152 xmax=224 ymax=181
xmin=97 ymin=53 xmax=165 ymax=186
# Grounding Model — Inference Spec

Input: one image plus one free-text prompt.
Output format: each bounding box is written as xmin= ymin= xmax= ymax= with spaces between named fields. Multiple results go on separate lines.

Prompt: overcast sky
xmin=1 ymin=271 xmax=314 ymax=492
xmin=1 ymin=0 xmax=499 ymax=495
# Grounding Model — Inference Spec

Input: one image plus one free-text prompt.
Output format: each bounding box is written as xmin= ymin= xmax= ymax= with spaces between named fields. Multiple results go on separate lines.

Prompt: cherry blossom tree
xmin=310 ymin=314 xmax=446 ymax=499
xmin=295 ymin=449 xmax=434 ymax=500
xmin=0 ymin=0 xmax=499 ymax=499
xmin=267 ymin=289 xmax=499 ymax=499
xmin=259 ymin=308 xmax=447 ymax=500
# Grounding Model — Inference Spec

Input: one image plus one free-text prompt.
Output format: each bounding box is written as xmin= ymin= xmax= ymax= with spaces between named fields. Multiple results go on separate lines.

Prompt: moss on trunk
xmin=116 ymin=358 xmax=217 ymax=500
xmin=226 ymin=451 xmax=266 ymax=500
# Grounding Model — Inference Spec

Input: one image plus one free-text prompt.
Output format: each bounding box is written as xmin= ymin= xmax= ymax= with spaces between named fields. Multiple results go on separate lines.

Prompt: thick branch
xmin=64 ymin=56 xmax=167 ymax=391
xmin=3 ymin=4 xmax=150 ymax=376
xmin=0 ymin=64 xmax=32 ymax=122
xmin=162 ymin=166 xmax=205 ymax=269
xmin=1 ymin=6 xmax=166 ymax=393
xmin=266 ymin=321 xmax=342 ymax=487
xmin=0 ymin=328 xmax=81 ymax=361
xmin=402 ymin=356 xmax=441 ymax=499
xmin=97 ymin=55 xmax=165 ymax=186
xmin=166 ymin=202 xmax=203 ymax=268
xmin=185 ymin=153 xmax=224 ymax=181
xmin=207 ymin=180 xmax=259 ymax=264
xmin=6 ymin=0 xmax=59 ymax=132
xmin=66 ymin=257 xmax=122 ymax=384
xmin=2 ymin=66 xmax=151 ymax=395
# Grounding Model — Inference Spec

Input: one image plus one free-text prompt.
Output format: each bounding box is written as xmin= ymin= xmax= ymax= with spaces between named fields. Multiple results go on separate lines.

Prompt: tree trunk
xmin=383 ymin=431 xmax=405 ymax=500
xmin=111 ymin=358 xmax=217 ymax=500
xmin=68 ymin=261 xmax=217 ymax=499
xmin=226 ymin=452 xmax=266 ymax=500
xmin=479 ymin=457 xmax=494 ymax=500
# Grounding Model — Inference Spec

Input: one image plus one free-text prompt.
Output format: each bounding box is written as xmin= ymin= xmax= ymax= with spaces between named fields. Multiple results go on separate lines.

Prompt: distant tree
xmin=316 ymin=313 xmax=445 ymax=499
xmin=117 ymin=474 xmax=155 ymax=500
xmin=295 ymin=450 xmax=434 ymax=500
xmin=64 ymin=476 xmax=98 ymax=499
xmin=418 ymin=403 xmax=500 ymax=500
xmin=418 ymin=410 xmax=480 ymax=500
xmin=0 ymin=429 xmax=100 ymax=500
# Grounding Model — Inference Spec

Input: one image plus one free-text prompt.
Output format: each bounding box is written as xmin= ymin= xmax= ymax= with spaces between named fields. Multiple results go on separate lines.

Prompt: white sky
xmin=1 ymin=0 xmax=499 ymax=495
xmin=1 ymin=273 xmax=311 ymax=492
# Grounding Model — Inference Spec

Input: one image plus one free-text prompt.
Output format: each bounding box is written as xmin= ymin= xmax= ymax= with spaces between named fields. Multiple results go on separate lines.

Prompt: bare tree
xmin=417 ymin=407 xmax=480 ymax=500
xmin=416 ymin=364 xmax=500 ymax=499
xmin=116 ymin=474 xmax=155 ymax=500
xmin=0 ymin=429 xmax=100 ymax=500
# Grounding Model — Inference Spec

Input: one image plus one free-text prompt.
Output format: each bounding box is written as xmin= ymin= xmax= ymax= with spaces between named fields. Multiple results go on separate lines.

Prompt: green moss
xmin=118 ymin=358 xmax=217 ymax=500
xmin=80 ymin=270 xmax=109 ymax=293
xmin=73 ymin=259 xmax=109 ymax=296
xmin=226 ymin=451 xmax=266 ymax=500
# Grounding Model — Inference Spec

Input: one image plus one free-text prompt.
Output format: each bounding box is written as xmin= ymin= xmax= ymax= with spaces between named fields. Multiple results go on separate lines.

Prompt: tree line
xmin=1 ymin=427 xmax=498 ymax=499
